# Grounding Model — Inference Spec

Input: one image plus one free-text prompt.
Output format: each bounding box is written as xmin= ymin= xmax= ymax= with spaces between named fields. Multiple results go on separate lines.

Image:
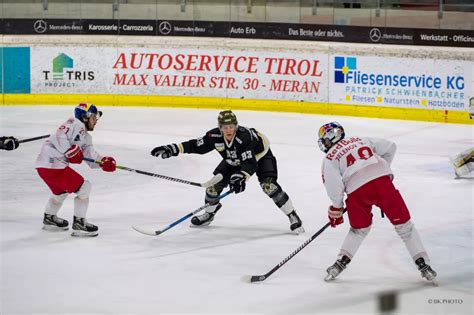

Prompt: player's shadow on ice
xmin=134 ymin=226 xmax=296 ymax=259
xmin=1 ymin=231 xmax=78 ymax=252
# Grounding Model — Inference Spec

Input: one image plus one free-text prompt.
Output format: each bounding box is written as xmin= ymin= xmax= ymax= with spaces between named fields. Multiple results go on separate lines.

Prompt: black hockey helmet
xmin=218 ymin=110 xmax=238 ymax=128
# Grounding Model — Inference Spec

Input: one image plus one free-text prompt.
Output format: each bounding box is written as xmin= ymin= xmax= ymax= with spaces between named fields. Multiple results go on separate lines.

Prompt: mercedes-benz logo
xmin=34 ymin=20 xmax=47 ymax=34
xmin=159 ymin=21 xmax=172 ymax=35
xmin=369 ymin=28 xmax=381 ymax=42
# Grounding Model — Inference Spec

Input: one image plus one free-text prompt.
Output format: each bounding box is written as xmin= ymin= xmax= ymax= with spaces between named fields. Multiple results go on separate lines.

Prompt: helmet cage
xmin=318 ymin=138 xmax=333 ymax=153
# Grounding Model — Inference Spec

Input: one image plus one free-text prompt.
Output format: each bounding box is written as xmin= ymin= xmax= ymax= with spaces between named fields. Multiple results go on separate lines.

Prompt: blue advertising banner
xmin=3 ymin=47 xmax=31 ymax=94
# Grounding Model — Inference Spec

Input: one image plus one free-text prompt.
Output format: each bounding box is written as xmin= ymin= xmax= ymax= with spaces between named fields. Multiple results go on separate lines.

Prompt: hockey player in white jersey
xmin=450 ymin=147 xmax=474 ymax=178
xmin=317 ymin=122 xmax=437 ymax=283
xmin=35 ymin=103 xmax=117 ymax=237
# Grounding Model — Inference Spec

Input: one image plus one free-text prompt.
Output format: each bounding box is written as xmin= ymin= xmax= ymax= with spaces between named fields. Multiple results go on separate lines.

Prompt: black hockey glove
xmin=230 ymin=172 xmax=246 ymax=194
xmin=151 ymin=144 xmax=179 ymax=159
xmin=0 ymin=136 xmax=20 ymax=151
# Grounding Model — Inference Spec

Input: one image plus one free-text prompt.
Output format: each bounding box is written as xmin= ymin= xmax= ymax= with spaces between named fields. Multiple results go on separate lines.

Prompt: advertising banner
xmin=28 ymin=46 xmax=474 ymax=112
xmin=3 ymin=19 xmax=473 ymax=47
xmin=30 ymin=47 xmax=330 ymax=102
xmin=329 ymin=55 xmax=472 ymax=112
xmin=30 ymin=47 xmax=108 ymax=94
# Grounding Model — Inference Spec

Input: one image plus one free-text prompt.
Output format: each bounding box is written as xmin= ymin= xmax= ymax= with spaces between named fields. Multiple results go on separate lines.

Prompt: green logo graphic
xmin=53 ymin=53 xmax=73 ymax=80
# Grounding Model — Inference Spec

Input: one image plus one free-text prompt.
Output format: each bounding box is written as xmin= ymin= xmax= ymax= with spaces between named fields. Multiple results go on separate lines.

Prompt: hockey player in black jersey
xmin=0 ymin=136 xmax=19 ymax=151
xmin=151 ymin=110 xmax=304 ymax=234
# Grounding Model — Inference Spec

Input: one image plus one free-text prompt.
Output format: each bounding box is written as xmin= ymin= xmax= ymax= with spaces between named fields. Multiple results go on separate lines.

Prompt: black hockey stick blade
xmin=241 ymin=275 xmax=267 ymax=283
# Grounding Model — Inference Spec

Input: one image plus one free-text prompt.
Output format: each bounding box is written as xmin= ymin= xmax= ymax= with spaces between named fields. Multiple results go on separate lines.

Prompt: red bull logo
xmin=319 ymin=122 xmax=339 ymax=138
xmin=78 ymin=102 xmax=91 ymax=110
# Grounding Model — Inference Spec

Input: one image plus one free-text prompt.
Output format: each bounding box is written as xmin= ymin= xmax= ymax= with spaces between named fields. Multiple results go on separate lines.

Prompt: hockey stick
xmin=83 ymin=157 xmax=222 ymax=188
xmin=132 ymin=189 xmax=233 ymax=236
xmin=18 ymin=134 xmax=50 ymax=143
xmin=242 ymin=209 xmax=347 ymax=283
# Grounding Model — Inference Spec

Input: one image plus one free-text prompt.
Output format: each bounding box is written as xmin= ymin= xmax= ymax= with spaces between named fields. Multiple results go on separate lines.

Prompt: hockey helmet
xmin=318 ymin=122 xmax=345 ymax=153
xmin=74 ymin=102 xmax=102 ymax=122
xmin=218 ymin=110 xmax=238 ymax=128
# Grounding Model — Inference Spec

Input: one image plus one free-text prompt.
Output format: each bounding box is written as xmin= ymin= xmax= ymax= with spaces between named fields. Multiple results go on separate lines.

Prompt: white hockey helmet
xmin=318 ymin=122 xmax=345 ymax=153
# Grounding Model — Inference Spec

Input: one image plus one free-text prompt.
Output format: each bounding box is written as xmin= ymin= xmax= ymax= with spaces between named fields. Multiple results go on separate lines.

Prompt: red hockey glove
xmin=100 ymin=156 xmax=116 ymax=172
xmin=65 ymin=145 xmax=83 ymax=164
xmin=328 ymin=206 xmax=344 ymax=228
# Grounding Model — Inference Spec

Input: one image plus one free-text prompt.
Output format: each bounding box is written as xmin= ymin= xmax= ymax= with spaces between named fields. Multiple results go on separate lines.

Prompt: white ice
xmin=1 ymin=106 xmax=472 ymax=314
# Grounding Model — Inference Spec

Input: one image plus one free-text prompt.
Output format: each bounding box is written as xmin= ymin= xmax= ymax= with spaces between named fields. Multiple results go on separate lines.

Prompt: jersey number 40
xmin=346 ymin=146 xmax=373 ymax=167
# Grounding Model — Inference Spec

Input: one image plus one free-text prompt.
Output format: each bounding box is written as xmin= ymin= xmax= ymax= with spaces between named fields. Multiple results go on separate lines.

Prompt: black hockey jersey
xmin=178 ymin=126 xmax=270 ymax=177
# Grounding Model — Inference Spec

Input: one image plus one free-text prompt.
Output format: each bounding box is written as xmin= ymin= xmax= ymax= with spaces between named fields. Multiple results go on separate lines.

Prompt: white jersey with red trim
xmin=321 ymin=136 xmax=396 ymax=208
xmin=35 ymin=117 xmax=101 ymax=169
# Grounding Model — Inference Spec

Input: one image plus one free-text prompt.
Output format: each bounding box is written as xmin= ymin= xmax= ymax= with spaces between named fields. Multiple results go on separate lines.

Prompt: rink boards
xmin=1 ymin=36 xmax=473 ymax=124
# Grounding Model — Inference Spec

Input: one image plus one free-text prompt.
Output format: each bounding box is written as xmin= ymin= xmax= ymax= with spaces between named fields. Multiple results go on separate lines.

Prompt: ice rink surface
xmin=1 ymin=106 xmax=472 ymax=314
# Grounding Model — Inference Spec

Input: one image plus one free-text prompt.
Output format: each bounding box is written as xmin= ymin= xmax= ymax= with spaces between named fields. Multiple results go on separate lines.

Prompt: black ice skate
xmin=43 ymin=213 xmax=69 ymax=231
xmin=288 ymin=211 xmax=305 ymax=234
xmin=324 ymin=255 xmax=351 ymax=281
xmin=415 ymin=257 xmax=437 ymax=283
xmin=71 ymin=216 xmax=98 ymax=237
xmin=190 ymin=203 xmax=221 ymax=227
xmin=190 ymin=212 xmax=215 ymax=227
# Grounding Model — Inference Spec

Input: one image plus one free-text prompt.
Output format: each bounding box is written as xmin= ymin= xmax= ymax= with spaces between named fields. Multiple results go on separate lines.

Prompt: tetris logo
xmin=42 ymin=53 xmax=95 ymax=83
xmin=53 ymin=53 xmax=74 ymax=80
xmin=334 ymin=56 xmax=356 ymax=83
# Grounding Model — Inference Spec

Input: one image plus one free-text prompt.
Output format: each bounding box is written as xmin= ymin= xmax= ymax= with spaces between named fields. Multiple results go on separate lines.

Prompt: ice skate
xmin=450 ymin=149 xmax=474 ymax=178
xmin=415 ymin=257 xmax=437 ymax=284
xmin=42 ymin=213 xmax=69 ymax=231
xmin=324 ymin=255 xmax=351 ymax=281
xmin=190 ymin=203 xmax=221 ymax=227
xmin=71 ymin=216 xmax=98 ymax=237
xmin=190 ymin=212 xmax=216 ymax=227
xmin=288 ymin=211 xmax=305 ymax=234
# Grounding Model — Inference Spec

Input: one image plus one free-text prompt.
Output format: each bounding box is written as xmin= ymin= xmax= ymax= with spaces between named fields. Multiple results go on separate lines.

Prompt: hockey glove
xmin=230 ymin=172 xmax=246 ymax=194
xmin=100 ymin=156 xmax=116 ymax=172
xmin=328 ymin=206 xmax=344 ymax=228
xmin=65 ymin=145 xmax=83 ymax=164
xmin=151 ymin=144 xmax=179 ymax=159
xmin=1 ymin=136 xmax=20 ymax=151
